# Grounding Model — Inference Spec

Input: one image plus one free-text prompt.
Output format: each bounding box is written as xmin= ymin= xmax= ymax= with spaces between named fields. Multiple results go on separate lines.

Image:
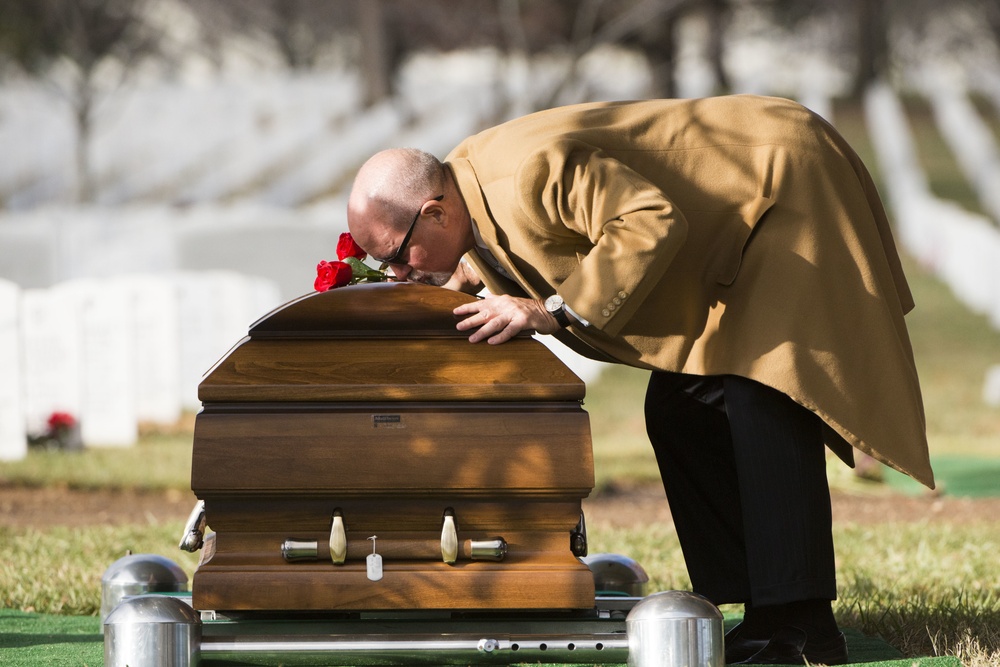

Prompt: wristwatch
xmin=544 ymin=294 xmax=572 ymax=328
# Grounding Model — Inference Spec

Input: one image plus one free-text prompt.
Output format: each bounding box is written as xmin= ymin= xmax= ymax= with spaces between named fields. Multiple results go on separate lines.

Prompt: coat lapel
xmin=447 ymin=159 xmax=539 ymax=299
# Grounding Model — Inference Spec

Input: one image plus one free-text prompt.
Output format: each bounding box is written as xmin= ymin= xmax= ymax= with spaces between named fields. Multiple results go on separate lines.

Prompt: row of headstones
xmin=0 ymin=61 xmax=543 ymax=211
xmin=0 ymin=203 xmax=348 ymax=306
xmin=864 ymin=83 xmax=1000 ymax=329
xmin=863 ymin=82 xmax=1000 ymax=406
xmin=916 ymin=67 xmax=1000 ymax=228
xmin=0 ymin=272 xmax=283 ymax=461
xmin=0 ymin=73 xmax=365 ymax=210
xmin=1 ymin=48 xmax=661 ymax=211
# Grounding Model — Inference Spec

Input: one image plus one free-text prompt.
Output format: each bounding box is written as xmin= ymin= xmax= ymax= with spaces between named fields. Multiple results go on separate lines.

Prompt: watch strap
xmin=550 ymin=304 xmax=571 ymax=328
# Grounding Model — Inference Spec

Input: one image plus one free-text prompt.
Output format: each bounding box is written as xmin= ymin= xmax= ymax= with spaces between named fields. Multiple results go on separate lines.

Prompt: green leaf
xmin=344 ymin=256 xmax=388 ymax=283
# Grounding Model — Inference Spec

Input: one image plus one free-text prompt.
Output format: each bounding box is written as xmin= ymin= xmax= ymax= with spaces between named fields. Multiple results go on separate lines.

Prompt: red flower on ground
xmin=47 ymin=411 xmax=76 ymax=431
xmin=336 ymin=233 xmax=367 ymax=261
xmin=314 ymin=260 xmax=353 ymax=292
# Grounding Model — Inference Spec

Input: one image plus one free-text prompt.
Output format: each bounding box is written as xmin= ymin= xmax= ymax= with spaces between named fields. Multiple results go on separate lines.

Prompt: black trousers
xmin=644 ymin=371 xmax=837 ymax=607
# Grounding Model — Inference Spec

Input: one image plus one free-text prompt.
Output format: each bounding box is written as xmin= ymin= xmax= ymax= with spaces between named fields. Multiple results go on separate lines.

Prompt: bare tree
xmin=852 ymin=0 xmax=889 ymax=97
xmin=981 ymin=0 xmax=1000 ymax=41
xmin=494 ymin=0 xmax=707 ymax=107
xmin=358 ymin=0 xmax=392 ymax=107
xmin=763 ymin=0 xmax=895 ymax=98
xmin=0 ymin=0 xmax=158 ymax=202
xmin=619 ymin=0 xmax=694 ymax=98
xmin=704 ymin=0 xmax=732 ymax=93
xmin=180 ymin=0 xmax=350 ymax=71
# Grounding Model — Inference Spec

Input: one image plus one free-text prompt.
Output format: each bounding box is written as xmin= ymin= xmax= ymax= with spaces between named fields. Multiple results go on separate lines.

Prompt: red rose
xmin=336 ymin=233 xmax=367 ymax=261
xmin=314 ymin=260 xmax=353 ymax=292
xmin=47 ymin=411 xmax=76 ymax=431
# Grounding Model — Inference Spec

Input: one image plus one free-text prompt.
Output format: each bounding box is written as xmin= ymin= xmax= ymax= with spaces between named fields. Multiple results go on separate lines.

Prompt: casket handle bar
xmin=468 ymin=536 xmax=508 ymax=561
xmin=280 ymin=507 xmax=508 ymax=565
xmin=280 ymin=536 xmax=509 ymax=564
xmin=178 ymin=499 xmax=206 ymax=552
xmin=281 ymin=538 xmax=319 ymax=562
xmin=330 ymin=510 xmax=348 ymax=565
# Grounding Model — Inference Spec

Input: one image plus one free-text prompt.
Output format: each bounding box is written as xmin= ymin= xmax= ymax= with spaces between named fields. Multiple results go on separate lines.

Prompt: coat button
xmin=619 ymin=290 xmax=628 ymax=299
xmin=613 ymin=297 xmax=622 ymax=305
xmin=602 ymin=309 xmax=610 ymax=317
xmin=608 ymin=303 xmax=616 ymax=311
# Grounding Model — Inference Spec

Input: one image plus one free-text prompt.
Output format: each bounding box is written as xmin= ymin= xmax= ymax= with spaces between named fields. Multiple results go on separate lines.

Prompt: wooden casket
xmin=190 ymin=282 xmax=596 ymax=612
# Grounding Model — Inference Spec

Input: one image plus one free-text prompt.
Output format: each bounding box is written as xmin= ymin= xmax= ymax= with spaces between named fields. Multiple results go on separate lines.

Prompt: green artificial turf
xmin=885 ymin=455 xmax=1000 ymax=498
xmin=0 ymin=610 xmax=102 ymax=667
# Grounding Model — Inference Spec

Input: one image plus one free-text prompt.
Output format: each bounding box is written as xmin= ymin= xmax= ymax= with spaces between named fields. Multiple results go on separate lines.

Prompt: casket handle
xmin=570 ymin=512 xmax=588 ymax=557
xmin=282 ymin=538 xmax=318 ymax=562
xmin=441 ymin=509 xmax=459 ymax=564
xmin=468 ymin=537 xmax=508 ymax=561
xmin=178 ymin=499 xmax=206 ymax=552
xmin=330 ymin=510 xmax=347 ymax=565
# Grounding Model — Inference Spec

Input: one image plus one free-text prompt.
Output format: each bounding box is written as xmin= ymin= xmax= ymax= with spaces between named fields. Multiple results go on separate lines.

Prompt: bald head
xmin=348 ymin=148 xmax=444 ymax=245
xmin=346 ymin=148 xmax=475 ymax=285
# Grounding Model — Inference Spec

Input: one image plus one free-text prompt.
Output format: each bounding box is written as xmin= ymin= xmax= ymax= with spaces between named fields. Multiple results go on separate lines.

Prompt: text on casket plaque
xmin=372 ymin=414 xmax=404 ymax=429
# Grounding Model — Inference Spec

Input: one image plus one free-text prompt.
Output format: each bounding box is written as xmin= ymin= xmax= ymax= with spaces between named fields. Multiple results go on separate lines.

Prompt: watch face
xmin=545 ymin=294 xmax=571 ymax=327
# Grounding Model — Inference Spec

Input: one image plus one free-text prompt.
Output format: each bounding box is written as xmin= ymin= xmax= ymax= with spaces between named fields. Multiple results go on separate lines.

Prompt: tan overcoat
xmin=445 ymin=95 xmax=933 ymax=488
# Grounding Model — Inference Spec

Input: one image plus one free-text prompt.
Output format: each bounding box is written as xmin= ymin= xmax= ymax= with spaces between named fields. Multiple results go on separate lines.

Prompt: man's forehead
xmin=348 ymin=197 xmax=386 ymax=234
xmin=351 ymin=217 xmax=395 ymax=255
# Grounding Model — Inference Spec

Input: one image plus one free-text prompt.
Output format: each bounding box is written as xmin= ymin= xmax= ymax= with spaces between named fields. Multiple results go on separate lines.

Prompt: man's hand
xmin=454 ymin=294 xmax=561 ymax=344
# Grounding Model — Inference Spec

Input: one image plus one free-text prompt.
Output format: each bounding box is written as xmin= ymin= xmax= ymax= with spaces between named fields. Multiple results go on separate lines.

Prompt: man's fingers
xmin=452 ymin=302 xmax=479 ymax=316
xmin=454 ymin=303 xmax=487 ymax=331
xmin=467 ymin=313 xmax=505 ymax=343
xmin=455 ymin=295 xmax=535 ymax=343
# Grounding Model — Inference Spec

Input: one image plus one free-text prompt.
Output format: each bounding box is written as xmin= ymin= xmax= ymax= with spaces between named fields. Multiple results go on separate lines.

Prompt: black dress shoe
xmin=735 ymin=625 xmax=849 ymax=665
xmin=724 ymin=622 xmax=770 ymax=664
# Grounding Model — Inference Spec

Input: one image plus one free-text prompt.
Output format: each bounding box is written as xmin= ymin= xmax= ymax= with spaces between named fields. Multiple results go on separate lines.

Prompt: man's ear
xmin=425 ymin=198 xmax=447 ymax=226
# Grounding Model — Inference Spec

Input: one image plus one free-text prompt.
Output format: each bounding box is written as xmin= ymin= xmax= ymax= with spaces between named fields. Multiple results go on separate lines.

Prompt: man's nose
xmin=389 ymin=264 xmax=412 ymax=281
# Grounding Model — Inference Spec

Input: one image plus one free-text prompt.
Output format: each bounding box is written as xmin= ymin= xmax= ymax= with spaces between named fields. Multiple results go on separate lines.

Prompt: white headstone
xmin=61 ymin=279 xmax=138 ymax=447
xmin=212 ymin=271 xmax=260 ymax=356
xmin=20 ymin=287 xmax=83 ymax=435
xmin=984 ymin=364 xmax=1000 ymax=408
xmin=116 ymin=275 xmax=182 ymax=425
xmin=0 ymin=280 xmax=26 ymax=460
xmin=173 ymin=270 xmax=283 ymax=411
xmin=176 ymin=215 xmax=342 ymax=302
xmin=174 ymin=272 xmax=228 ymax=411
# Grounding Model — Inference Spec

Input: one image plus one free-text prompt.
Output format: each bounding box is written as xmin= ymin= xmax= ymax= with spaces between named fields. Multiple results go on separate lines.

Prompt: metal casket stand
xmin=100 ymin=551 xmax=641 ymax=666
xmin=102 ymin=591 xmax=633 ymax=666
xmin=103 ymin=555 xmax=726 ymax=666
xmin=102 ymin=592 xmax=725 ymax=666
xmin=104 ymin=594 xmax=200 ymax=667
xmin=195 ymin=599 xmax=633 ymax=666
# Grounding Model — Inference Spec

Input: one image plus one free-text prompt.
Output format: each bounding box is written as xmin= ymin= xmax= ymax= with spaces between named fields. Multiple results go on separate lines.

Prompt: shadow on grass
xmin=0 ymin=633 xmax=103 ymax=649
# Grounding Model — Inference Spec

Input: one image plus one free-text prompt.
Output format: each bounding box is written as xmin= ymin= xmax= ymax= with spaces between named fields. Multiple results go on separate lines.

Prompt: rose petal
xmin=336 ymin=233 xmax=367 ymax=261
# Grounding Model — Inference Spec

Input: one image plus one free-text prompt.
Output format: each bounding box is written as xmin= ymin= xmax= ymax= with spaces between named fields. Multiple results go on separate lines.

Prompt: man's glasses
xmin=373 ymin=195 xmax=444 ymax=267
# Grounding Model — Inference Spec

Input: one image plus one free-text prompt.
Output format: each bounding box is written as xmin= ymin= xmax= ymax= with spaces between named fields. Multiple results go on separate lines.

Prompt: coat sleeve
xmin=515 ymin=140 xmax=688 ymax=337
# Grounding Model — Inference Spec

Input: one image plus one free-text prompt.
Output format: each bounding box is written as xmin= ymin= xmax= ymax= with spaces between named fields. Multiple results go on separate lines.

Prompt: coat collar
xmin=446 ymin=159 xmax=539 ymax=299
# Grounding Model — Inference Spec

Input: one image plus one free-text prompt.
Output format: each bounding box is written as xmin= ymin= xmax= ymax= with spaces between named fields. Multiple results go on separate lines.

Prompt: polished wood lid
xmin=200 ymin=283 xmax=586 ymax=403
xmin=249 ymin=282 xmax=483 ymax=339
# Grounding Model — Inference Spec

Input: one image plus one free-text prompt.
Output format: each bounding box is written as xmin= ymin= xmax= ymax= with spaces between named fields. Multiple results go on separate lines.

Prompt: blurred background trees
xmin=0 ymin=0 xmax=159 ymax=201
xmin=1 ymin=0 xmax=991 ymax=106
xmin=0 ymin=0 xmax=994 ymax=202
